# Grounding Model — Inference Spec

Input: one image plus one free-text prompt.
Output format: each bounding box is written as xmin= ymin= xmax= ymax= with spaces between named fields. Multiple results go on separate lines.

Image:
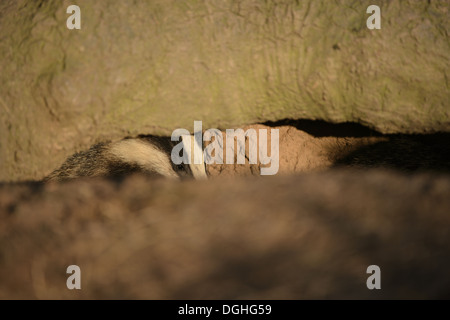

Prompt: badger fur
xmin=44 ymin=135 xmax=207 ymax=182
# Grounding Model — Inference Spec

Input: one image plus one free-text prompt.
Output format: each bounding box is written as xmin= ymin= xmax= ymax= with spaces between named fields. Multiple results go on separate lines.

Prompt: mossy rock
xmin=0 ymin=0 xmax=448 ymax=181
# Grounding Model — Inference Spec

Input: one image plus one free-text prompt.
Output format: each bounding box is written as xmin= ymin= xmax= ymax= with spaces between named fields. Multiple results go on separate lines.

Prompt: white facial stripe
xmin=181 ymin=135 xmax=208 ymax=180
xmin=110 ymin=139 xmax=179 ymax=179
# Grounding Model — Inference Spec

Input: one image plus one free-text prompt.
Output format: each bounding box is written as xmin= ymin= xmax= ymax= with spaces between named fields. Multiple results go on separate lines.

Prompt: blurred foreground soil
xmin=1 ymin=169 xmax=449 ymax=299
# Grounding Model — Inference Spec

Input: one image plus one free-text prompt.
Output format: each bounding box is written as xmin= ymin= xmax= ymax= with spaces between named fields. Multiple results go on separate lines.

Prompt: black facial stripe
xmin=135 ymin=134 xmax=197 ymax=178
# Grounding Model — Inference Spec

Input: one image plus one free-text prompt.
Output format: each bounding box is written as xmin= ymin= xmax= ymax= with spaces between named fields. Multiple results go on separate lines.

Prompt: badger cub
xmin=44 ymin=135 xmax=207 ymax=182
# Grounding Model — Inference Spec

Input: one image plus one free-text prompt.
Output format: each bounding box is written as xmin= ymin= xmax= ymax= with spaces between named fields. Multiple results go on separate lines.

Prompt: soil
xmin=1 ymin=170 xmax=449 ymax=299
xmin=205 ymin=123 xmax=450 ymax=177
xmin=0 ymin=122 xmax=449 ymax=299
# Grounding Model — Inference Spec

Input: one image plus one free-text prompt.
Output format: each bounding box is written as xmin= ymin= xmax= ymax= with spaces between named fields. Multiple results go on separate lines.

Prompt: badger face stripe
xmin=109 ymin=139 xmax=180 ymax=179
xmin=181 ymin=135 xmax=208 ymax=180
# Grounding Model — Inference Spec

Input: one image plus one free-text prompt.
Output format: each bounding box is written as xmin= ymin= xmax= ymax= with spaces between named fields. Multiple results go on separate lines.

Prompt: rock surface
xmin=1 ymin=0 xmax=449 ymax=181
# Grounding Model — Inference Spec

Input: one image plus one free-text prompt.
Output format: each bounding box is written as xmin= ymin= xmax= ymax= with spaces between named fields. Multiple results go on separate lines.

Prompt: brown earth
xmin=0 ymin=169 xmax=449 ymax=299
xmin=205 ymin=122 xmax=450 ymax=177
xmin=1 ymin=121 xmax=449 ymax=299
xmin=205 ymin=123 xmax=385 ymax=177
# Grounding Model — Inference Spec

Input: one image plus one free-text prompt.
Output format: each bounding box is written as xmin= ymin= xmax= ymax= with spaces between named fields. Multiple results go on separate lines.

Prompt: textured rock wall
xmin=0 ymin=0 xmax=449 ymax=182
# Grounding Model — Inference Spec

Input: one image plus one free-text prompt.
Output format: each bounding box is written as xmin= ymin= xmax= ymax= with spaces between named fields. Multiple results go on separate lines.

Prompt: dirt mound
xmin=1 ymin=170 xmax=449 ymax=299
xmin=205 ymin=123 xmax=450 ymax=177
